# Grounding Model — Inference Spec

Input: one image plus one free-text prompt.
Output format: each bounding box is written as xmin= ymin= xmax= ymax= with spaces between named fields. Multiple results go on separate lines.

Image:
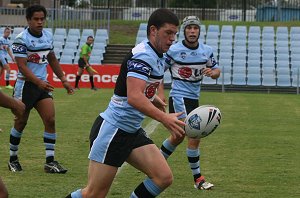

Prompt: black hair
xmin=87 ymin=36 xmax=94 ymax=40
xmin=26 ymin=5 xmax=47 ymax=20
xmin=147 ymin=8 xmax=179 ymax=36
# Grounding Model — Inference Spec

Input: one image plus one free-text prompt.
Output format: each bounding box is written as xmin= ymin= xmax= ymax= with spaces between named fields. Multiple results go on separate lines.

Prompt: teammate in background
xmin=66 ymin=8 xmax=185 ymax=198
xmin=74 ymin=36 xmax=98 ymax=91
xmin=8 ymin=5 xmax=74 ymax=173
xmin=159 ymin=16 xmax=221 ymax=190
xmin=0 ymin=27 xmax=15 ymax=89
xmin=0 ymin=90 xmax=25 ymax=198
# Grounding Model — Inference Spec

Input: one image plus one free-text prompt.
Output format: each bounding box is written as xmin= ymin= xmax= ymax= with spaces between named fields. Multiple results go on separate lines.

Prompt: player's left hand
xmin=62 ymin=81 xmax=74 ymax=95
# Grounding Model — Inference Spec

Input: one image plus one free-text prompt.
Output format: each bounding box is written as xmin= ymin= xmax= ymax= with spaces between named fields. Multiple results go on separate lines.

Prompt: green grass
xmin=0 ymin=88 xmax=300 ymax=197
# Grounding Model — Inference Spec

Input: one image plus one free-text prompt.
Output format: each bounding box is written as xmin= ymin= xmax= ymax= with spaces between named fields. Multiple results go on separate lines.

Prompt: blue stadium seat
xmin=262 ymin=74 xmax=276 ymax=86
xmin=248 ymin=33 xmax=261 ymax=41
xmin=247 ymin=74 xmax=261 ymax=86
xmin=59 ymin=55 xmax=73 ymax=64
xmin=249 ymin=26 xmax=261 ymax=34
xmin=207 ymin=25 xmax=220 ymax=35
xmin=54 ymin=34 xmax=65 ymax=43
xmin=68 ymin=28 xmax=80 ymax=38
xmin=54 ymin=28 xmax=67 ymax=38
xmin=277 ymin=74 xmax=291 ymax=87
xmin=235 ymin=26 xmax=247 ymax=35
xmin=290 ymin=27 xmax=300 ymax=35
xmin=66 ymin=35 xmax=79 ymax=44
xmin=61 ymin=48 xmax=75 ymax=59
xmin=82 ymin=29 xmax=95 ymax=38
xmin=232 ymin=73 xmax=246 ymax=85
xmin=44 ymin=28 xmax=53 ymax=34
xmin=89 ymin=56 xmax=102 ymax=65
xmin=247 ymin=67 xmax=261 ymax=75
xmin=233 ymin=51 xmax=247 ymax=61
xmin=64 ymin=42 xmax=78 ymax=50
xmin=276 ymin=60 xmax=290 ymax=69
xmin=276 ymin=68 xmax=290 ymax=76
xmin=276 ymin=26 xmax=288 ymax=35
xmin=217 ymin=72 xmax=231 ymax=85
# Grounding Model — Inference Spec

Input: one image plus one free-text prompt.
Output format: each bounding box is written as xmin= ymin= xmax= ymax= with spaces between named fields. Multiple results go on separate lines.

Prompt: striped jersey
xmin=0 ymin=36 xmax=10 ymax=57
xmin=100 ymin=41 xmax=165 ymax=133
xmin=165 ymin=40 xmax=219 ymax=99
xmin=12 ymin=28 xmax=53 ymax=81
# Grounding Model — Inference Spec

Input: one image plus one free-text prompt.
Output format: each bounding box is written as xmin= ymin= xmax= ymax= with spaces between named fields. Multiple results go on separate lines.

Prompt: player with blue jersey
xmin=8 ymin=5 xmax=74 ymax=174
xmin=160 ymin=16 xmax=221 ymax=190
xmin=66 ymin=8 xmax=185 ymax=198
xmin=0 ymin=27 xmax=15 ymax=89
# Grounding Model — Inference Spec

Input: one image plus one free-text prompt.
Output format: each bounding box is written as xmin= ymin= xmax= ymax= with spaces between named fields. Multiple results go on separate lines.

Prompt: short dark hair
xmin=147 ymin=8 xmax=179 ymax=36
xmin=87 ymin=36 xmax=94 ymax=40
xmin=26 ymin=5 xmax=47 ymax=20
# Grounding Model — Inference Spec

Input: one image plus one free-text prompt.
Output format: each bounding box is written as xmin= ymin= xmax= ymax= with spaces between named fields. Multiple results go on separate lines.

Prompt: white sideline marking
xmin=117 ymin=120 xmax=160 ymax=175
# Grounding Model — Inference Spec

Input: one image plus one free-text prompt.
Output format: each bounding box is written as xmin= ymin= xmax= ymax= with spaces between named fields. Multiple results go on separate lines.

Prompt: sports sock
xmin=9 ymin=128 xmax=23 ymax=162
xmin=67 ymin=189 xmax=82 ymax=198
xmin=89 ymin=76 xmax=94 ymax=88
xmin=186 ymin=148 xmax=201 ymax=181
xmin=131 ymin=178 xmax=162 ymax=198
xmin=160 ymin=139 xmax=176 ymax=159
xmin=75 ymin=75 xmax=80 ymax=88
xmin=44 ymin=132 xmax=56 ymax=163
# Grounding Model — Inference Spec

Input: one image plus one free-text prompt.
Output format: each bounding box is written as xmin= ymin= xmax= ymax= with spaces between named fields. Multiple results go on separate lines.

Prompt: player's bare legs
xmin=35 ymin=98 xmax=55 ymax=133
xmin=75 ymin=67 xmax=84 ymax=89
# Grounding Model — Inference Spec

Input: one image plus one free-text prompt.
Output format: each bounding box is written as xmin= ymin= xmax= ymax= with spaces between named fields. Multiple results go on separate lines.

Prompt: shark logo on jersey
xmin=180 ymin=52 xmax=187 ymax=59
xmin=188 ymin=114 xmax=201 ymax=130
xmin=145 ymin=81 xmax=159 ymax=99
xmin=178 ymin=67 xmax=192 ymax=78
xmin=31 ymin=40 xmax=35 ymax=47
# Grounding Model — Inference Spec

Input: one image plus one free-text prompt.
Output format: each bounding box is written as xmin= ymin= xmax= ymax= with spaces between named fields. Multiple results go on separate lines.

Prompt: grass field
xmin=0 ymin=88 xmax=299 ymax=198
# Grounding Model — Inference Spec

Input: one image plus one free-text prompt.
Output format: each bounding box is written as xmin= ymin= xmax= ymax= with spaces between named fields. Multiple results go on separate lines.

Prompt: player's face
xmin=151 ymin=23 xmax=177 ymax=54
xmin=27 ymin=11 xmax=46 ymax=35
xmin=3 ymin=29 xmax=10 ymax=38
xmin=87 ymin=38 xmax=94 ymax=45
xmin=184 ymin=24 xmax=200 ymax=45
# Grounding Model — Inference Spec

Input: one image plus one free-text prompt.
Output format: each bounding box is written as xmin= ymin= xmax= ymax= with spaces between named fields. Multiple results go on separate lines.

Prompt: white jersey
xmin=165 ymin=40 xmax=219 ymax=99
xmin=12 ymin=28 xmax=53 ymax=81
xmin=100 ymin=41 xmax=165 ymax=133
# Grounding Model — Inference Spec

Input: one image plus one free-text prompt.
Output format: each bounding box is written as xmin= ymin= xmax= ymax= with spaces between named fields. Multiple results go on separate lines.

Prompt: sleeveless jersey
xmin=165 ymin=40 xmax=219 ymax=99
xmin=12 ymin=28 xmax=54 ymax=81
xmin=0 ymin=36 xmax=10 ymax=57
xmin=100 ymin=41 xmax=164 ymax=133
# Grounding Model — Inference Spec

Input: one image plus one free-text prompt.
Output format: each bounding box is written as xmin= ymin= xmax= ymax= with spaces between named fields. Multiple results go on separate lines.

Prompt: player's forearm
xmin=211 ymin=68 xmax=221 ymax=79
xmin=0 ymin=91 xmax=16 ymax=109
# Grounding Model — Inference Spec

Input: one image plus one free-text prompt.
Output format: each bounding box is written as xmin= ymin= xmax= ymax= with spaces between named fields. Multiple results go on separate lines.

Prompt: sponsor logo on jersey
xmin=178 ymin=67 xmax=192 ymax=78
xmin=188 ymin=114 xmax=201 ymax=130
xmin=191 ymin=51 xmax=197 ymax=56
xmin=127 ymin=60 xmax=151 ymax=76
xmin=12 ymin=44 xmax=27 ymax=53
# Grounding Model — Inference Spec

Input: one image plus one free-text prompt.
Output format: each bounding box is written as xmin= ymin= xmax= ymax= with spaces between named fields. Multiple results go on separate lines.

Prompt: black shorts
xmin=169 ymin=96 xmax=199 ymax=117
xmin=13 ymin=80 xmax=53 ymax=111
xmin=78 ymin=58 xmax=88 ymax=69
xmin=89 ymin=116 xmax=154 ymax=167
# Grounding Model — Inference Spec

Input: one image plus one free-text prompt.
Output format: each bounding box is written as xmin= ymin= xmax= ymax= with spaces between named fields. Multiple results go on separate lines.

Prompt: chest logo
xmin=178 ymin=67 xmax=192 ymax=78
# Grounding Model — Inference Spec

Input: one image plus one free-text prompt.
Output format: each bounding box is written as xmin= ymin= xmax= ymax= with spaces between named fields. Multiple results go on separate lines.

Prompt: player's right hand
xmin=38 ymin=81 xmax=54 ymax=92
xmin=161 ymin=112 xmax=185 ymax=139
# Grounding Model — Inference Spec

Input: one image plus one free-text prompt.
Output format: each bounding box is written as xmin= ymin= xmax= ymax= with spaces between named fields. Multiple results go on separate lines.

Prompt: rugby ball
xmin=184 ymin=105 xmax=222 ymax=139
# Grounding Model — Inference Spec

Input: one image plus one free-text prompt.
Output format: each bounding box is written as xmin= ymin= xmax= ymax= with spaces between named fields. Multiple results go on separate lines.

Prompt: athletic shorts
xmin=78 ymin=58 xmax=88 ymax=69
xmin=89 ymin=116 xmax=154 ymax=167
xmin=169 ymin=96 xmax=199 ymax=120
xmin=0 ymin=57 xmax=8 ymax=67
xmin=13 ymin=80 xmax=53 ymax=111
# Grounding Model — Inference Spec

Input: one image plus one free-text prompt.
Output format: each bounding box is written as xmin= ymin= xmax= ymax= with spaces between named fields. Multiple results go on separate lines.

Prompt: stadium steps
xmin=102 ymin=44 xmax=134 ymax=64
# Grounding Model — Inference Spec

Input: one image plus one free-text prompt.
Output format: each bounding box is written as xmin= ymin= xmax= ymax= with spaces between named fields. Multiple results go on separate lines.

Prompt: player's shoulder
xmin=42 ymin=29 xmax=53 ymax=38
xmin=132 ymin=41 xmax=161 ymax=63
xmin=198 ymin=42 xmax=213 ymax=53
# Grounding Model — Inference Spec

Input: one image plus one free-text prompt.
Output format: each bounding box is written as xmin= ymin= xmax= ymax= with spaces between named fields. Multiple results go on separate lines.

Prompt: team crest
xmin=187 ymin=114 xmax=201 ymax=130
xmin=191 ymin=51 xmax=197 ymax=56
xmin=180 ymin=52 xmax=187 ymax=59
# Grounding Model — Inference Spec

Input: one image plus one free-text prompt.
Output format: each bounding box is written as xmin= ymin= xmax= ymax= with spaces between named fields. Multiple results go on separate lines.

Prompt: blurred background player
xmin=0 ymin=90 xmax=25 ymax=198
xmin=66 ymin=8 xmax=185 ymax=198
xmin=74 ymin=36 xmax=98 ymax=91
xmin=159 ymin=16 xmax=221 ymax=190
xmin=0 ymin=27 xmax=15 ymax=90
xmin=8 ymin=5 xmax=73 ymax=173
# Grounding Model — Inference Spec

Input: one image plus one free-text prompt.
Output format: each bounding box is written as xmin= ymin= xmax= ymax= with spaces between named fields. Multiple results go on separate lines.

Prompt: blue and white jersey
xmin=165 ymin=40 xmax=219 ymax=99
xmin=12 ymin=28 xmax=53 ymax=81
xmin=0 ymin=36 xmax=10 ymax=57
xmin=101 ymin=41 xmax=164 ymax=133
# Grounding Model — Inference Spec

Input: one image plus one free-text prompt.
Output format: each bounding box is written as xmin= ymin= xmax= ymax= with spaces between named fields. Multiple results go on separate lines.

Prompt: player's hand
xmin=11 ymin=99 xmax=25 ymax=119
xmin=62 ymin=81 xmax=74 ymax=95
xmin=203 ymin=68 xmax=213 ymax=77
xmin=38 ymin=81 xmax=54 ymax=92
xmin=161 ymin=112 xmax=185 ymax=139
xmin=152 ymin=95 xmax=167 ymax=112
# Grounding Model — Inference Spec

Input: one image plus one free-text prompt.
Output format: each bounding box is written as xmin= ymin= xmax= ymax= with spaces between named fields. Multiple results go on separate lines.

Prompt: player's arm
xmin=15 ymin=56 xmax=54 ymax=91
xmin=152 ymin=82 xmax=166 ymax=112
xmin=7 ymin=47 xmax=15 ymax=62
xmin=203 ymin=52 xmax=220 ymax=79
xmin=47 ymin=52 xmax=74 ymax=94
xmin=127 ymin=76 xmax=185 ymax=138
